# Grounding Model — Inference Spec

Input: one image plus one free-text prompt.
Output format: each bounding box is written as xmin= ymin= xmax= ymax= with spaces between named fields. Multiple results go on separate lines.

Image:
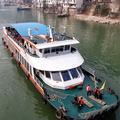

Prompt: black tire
xmin=62 ymin=115 xmax=70 ymax=120
xmin=26 ymin=74 xmax=30 ymax=79
xmin=11 ymin=52 xmax=14 ymax=57
xmin=2 ymin=37 xmax=4 ymax=41
xmin=113 ymin=103 xmax=119 ymax=110
xmin=6 ymin=45 xmax=8 ymax=49
xmin=18 ymin=61 xmax=21 ymax=66
xmin=55 ymin=109 xmax=62 ymax=119
xmin=42 ymin=95 xmax=47 ymax=104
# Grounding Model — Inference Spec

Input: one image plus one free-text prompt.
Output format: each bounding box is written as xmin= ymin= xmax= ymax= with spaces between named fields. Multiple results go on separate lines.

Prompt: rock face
xmin=74 ymin=14 xmax=120 ymax=24
xmin=73 ymin=2 xmax=120 ymax=24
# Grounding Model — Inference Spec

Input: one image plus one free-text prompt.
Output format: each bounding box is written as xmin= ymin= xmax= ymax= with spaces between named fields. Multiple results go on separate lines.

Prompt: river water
xmin=0 ymin=6 xmax=120 ymax=120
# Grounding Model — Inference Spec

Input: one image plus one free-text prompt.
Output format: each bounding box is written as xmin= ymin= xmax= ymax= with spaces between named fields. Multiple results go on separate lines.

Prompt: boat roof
xmin=9 ymin=22 xmax=50 ymax=37
xmin=35 ymin=39 xmax=79 ymax=49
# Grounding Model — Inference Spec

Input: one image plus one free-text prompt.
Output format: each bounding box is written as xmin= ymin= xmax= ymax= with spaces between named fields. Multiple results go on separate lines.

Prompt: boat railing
xmin=34 ymin=75 xmax=43 ymax=88
xmin=81 ymin=64 xmax=95 ymax=77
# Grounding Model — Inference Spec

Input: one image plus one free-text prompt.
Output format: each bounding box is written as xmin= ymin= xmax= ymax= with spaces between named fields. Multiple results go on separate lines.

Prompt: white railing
xmin=82 ymin=64 xmax=95 ymax=76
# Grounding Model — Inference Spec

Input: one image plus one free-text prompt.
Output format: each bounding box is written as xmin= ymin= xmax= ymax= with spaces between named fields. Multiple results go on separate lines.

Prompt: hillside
xmin=74 ymin=2 xmax=120 ymax=24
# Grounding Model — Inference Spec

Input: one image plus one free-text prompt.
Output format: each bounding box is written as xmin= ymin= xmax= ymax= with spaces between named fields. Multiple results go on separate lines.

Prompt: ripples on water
xmin=0 ymin=5 xmax=120 ymax=120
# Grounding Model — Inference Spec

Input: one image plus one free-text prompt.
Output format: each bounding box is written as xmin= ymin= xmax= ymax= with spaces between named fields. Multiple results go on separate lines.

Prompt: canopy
xmin=9 ymin=22 xmax=50 ymax=37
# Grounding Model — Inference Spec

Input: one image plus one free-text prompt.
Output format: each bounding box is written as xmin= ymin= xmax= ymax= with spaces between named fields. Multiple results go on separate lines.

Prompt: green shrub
xmin=93 ymin=3 xmax=110 ymax=16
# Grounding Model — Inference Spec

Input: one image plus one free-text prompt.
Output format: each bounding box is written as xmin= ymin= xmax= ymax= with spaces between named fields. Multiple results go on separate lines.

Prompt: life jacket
xmin=97 ymin=89 xmax=100 ymax=95
xmin=79 ymin=99 xmax=83 ymax=105
xmin=87 ymin=86 xmax=91 ymax=91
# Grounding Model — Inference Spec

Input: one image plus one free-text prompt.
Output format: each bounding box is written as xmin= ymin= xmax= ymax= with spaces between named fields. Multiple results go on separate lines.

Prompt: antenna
xmin=49 ymin=25 xmax=54 ymax=42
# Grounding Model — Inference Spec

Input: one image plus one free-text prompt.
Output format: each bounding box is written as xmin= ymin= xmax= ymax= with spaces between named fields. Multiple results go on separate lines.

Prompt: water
xmin=0 ymin=6 xmax=120 ymax=120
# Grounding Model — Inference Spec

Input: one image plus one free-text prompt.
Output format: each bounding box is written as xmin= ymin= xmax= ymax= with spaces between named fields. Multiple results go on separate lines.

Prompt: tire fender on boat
xmin=2 ymin=37 xmax=4 ymax=41
xmin=85 ymin=115 xmax=93 ymax=120
xmin=11 ymin=52 xmax=14 ymax=57
xmin=6 ymin=45 xmax=8 ymax=49
xmin=62 ymin=115 xmax=70 ymax=120
xmin=55 ymin=109 xmax=62 ymax=119
xmin=18 ymin=61 xmax=21 ymax=66
xmin=106 ymin=106 xmax=113 ymax=114
xmin=42 ymin=95 xmax=47 ymax=104
xmin=26 ymin=74 xmax=30 ymax=79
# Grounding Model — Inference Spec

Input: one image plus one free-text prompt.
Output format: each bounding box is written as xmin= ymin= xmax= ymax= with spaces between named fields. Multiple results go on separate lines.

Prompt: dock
xmin=79 ymin=96 xmax=94 ymax=108
xmin=88 ymin=95 xmax=106 ymax=105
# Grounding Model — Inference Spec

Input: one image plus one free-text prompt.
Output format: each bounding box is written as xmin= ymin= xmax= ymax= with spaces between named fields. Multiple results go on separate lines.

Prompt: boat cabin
xmin=3 ymin=22 xmax=85 ymax=89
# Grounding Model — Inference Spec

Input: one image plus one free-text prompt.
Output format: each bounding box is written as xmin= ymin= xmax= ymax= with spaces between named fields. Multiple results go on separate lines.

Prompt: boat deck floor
xmin=41 ymin=73 xmax=117 ymax=119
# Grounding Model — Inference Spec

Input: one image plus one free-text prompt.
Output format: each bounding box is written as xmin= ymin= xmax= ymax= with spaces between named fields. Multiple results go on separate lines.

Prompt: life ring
xmin=42 ymin=95 xmax=47 ymax=104
xmin=55 ymin=109 xmax=62 ymax=119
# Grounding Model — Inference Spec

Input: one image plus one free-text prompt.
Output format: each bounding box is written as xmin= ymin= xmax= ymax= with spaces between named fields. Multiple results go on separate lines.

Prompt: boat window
xmin=51 ymin=47 xmax=56 ymax=52
xmin=65 ymin=45 xmax=70 ymax=50
xmin=44 ymin=48 xmax=50 ymax=54
xmin=51 ymin=72 xmax=61 ymax=81
xmin=71 ymin=47 xmax=76 ymax=53
xmin=39 ymin=49 xmax=42 ymax=53
xmin=45 ymin=71 xmax=51 ymax=79
xmin=40 ymin=70 xmax=44 ymax=75
xmin=61 ymin=70 xmax=71 ymax=81
xmin=69 ymin=68 xmax=79 ymax=79
xmin=59 ymin=46 xmax=63 ymax=51
xmin=77 ymin=67 xmax=83 ymax=75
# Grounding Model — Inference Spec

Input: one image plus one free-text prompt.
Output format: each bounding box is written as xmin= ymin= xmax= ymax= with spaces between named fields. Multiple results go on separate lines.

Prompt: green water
xmin=0 ymin=6 xmax=120 ymax=120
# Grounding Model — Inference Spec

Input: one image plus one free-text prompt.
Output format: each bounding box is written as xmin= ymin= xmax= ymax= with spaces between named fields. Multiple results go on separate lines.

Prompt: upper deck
xmin=8 ymin=22 xmax=79 ymax=49
xmin=3 ymin=22 xmax=84 ymax=71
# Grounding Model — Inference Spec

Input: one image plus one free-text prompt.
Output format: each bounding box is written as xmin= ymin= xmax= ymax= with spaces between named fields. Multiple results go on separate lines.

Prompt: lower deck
xmin=41 ymin=72 xmax=118 ymax=119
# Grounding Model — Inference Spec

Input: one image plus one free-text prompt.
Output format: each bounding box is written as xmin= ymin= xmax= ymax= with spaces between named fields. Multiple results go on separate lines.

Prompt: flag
xmin=34 ymin=28 xmax=39 ymax=31
xmin=100 ymin=81 xmax=106 ymax=90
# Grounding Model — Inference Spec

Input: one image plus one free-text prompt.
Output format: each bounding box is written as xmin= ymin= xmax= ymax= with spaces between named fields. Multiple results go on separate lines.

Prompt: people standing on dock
xmin=78 ymin=97 xmax=84 ymax=109
xmin=86 ymin=85 xmax=92 ymax=96
xmin=94 ymin=87 xmax=102 ymax=99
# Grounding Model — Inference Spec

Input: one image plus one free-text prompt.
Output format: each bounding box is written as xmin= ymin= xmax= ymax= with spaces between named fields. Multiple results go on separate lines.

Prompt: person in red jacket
xmin=86 ymin=85 xmax=92 ymax=96
xmin=78 ymin=97 xmax=84 ymax=109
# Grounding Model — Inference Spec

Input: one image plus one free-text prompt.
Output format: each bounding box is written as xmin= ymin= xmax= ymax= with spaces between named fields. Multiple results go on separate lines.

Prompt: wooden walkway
xmin=79 ymin=96 xmax=94 ymax=108
xmin=89 ymin=75 xmax=98 ymax=83
xmin=88 ymin=95 xmax=106 ymax=106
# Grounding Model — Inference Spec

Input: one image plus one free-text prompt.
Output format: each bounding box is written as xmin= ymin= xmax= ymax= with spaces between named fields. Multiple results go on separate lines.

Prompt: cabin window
xmin=65 ymin=45 xmax=70 ymax=50
xmin=39 ymin=49 xmax=42 ymax=53
xmin=40 ymin=70 xmax=44 ymax=75
xmin=30 ymin=65 xmax=32 ymax=75
xmin=51 ymin=72 xmax=61 ymax=81
xmin=59 ymin=46 xmax=63 ymax=51
xmin=45 ymin=71 xmax=51 ymax=79
xmin=69 ymin=68 xmax=79 ymax=79
xmin=44 ymin=48 xmax=50 ymax=54
xmin=61 ymin=70 xmax=71 ymax=81
xmin=27 ymin=62 xmax=29 ymax=71
xmin=77 ymin=67 xmax=83 ymax=75
xmin=51 ymin=47 xmax=56 ymax=52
